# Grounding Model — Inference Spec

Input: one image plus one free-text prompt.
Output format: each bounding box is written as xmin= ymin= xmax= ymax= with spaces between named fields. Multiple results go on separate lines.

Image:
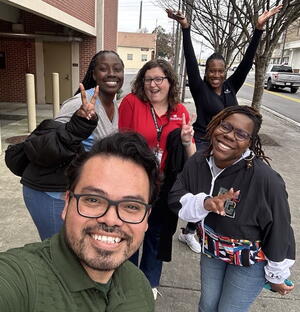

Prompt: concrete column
xmin=96 ymin=0 xmax=104 ymax=51
xmin=71 ymin=41 xmax=80 ymax=94
xmin=0 ymin=125 xmax=2 ymax=155
xmin=26 ymin=74 xmax=36 ymax=132
xmin=35 ymin=39 xmax=46 ymax=104
xmin=52 ymin=73 xmax=60 ymax=118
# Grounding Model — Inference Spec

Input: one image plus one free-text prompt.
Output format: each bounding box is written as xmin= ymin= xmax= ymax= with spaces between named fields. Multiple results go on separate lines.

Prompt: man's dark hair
xmin=74 ymin=50 xmax=124 ymax=95
xmin=66 ymin=132 xmax=160 ymax=203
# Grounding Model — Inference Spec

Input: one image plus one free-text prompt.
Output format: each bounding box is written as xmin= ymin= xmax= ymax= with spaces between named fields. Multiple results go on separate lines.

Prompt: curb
xmin=261 ymin=105 xmax=300 ymax=128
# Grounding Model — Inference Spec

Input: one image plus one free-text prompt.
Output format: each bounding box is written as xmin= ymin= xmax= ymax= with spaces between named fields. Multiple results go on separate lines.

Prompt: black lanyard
xmin=150 ymin=105 xmax=169 ymax=146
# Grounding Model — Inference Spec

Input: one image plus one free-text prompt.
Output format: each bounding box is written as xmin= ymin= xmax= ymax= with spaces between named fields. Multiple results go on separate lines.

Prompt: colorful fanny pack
xmin=197 ymin=223 xmax=266 ymax=266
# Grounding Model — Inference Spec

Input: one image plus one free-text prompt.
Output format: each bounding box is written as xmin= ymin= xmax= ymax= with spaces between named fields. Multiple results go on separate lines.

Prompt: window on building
xmin=141 ymin=48 xmax=149 ymax=51
xmin=282 ymin=57 xmax=289 ymax=64
xmin=141 ymin=54 xmax=147 ymax=62
xmin=0 ymin=52 xmax=5 ymax=69
xmin=127 ymin=54 xmax=133 ymax=60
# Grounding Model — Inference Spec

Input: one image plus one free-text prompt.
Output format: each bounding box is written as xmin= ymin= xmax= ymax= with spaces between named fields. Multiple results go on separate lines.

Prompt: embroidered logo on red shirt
xmin=170 ymin=114 xmax=183 ymax=121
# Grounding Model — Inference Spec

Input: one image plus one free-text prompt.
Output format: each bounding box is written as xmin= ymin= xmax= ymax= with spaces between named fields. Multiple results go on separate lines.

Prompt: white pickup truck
xmin=264 ymin=64 xmax=300 ymax=93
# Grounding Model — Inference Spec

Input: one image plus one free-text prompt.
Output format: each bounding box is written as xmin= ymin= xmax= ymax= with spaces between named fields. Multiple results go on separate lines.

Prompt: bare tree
xmin=156 ymin=0 xmax=300 ymax=110
xmin=225 ymin=0 xmax=300 ymax=109
xmin=156 ymin=0 xmax=250 ymax=67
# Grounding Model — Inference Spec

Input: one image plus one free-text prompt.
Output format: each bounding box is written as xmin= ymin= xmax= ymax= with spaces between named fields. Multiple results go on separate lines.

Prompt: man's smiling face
xmin=62 ymin=155 xmax=150 ymax=282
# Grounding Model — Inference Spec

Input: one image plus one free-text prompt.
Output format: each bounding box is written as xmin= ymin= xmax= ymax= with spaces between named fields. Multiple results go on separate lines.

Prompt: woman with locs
xmin=168 ymin=105 xmax=295 ymax=311
xmin=21 ymin=51 xmax=124 ymax=240
xmin=167 ymin=5 xmax=282 ymax=251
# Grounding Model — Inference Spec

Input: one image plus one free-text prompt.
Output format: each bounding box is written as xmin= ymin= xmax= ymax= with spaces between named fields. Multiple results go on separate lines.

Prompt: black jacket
xmin=156 ymin=128 xmax=187 ymax=262
xmin=20 ymin=114 xmax=97 ymax=192
xmin=168 ymin=152 xmax=295 ymax=262
xmin=182 ymin=27 xmax=263 ymax=140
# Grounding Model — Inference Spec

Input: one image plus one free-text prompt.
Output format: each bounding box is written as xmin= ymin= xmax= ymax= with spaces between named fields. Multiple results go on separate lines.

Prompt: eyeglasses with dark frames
xmin=143 ymin=77 xmax=168 ymax=85
xmin=218 ymin=120 xmax=252 ymax=141
xmin=69 ymin=192 xmax=151 ymax=224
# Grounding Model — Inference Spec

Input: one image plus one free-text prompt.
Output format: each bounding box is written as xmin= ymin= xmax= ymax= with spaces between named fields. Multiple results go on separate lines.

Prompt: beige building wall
xmin=118 ymin=47 xmax=155 ymax=70
xmin=271 ymin=19 xmax=300 ymax=70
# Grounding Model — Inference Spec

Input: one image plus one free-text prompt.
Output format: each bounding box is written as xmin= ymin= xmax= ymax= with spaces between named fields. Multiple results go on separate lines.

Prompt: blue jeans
xmin=23 ymin=186 xmax=65 ymax=240
xmin=199 ymin=254 xmax=266 ymax=312
xmin=129 ymin=214 xmax=162 ymax=287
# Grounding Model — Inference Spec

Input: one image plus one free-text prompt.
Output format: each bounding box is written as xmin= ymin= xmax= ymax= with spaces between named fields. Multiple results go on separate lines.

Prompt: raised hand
xmin=76 ymin=83 xmax=98 ymax=120
xmin=256 ymin=4 xmax=283 ymax=30
xmin=204 ymin=188 xmax=240 ymax=216
xmin=181 ymin=113 xmax=195 ymax=145
xmin=166 ymin=8 xmax=189 ymax=29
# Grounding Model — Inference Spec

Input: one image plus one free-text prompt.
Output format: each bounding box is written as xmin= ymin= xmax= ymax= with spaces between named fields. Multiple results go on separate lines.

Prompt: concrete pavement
xmin=0 ymin=99 xmax=299 ymax=311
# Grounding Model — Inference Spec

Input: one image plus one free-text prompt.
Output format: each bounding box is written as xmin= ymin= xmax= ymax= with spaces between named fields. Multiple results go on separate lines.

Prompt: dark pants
xmin=129 ymin=206 xmax=163 ymax=287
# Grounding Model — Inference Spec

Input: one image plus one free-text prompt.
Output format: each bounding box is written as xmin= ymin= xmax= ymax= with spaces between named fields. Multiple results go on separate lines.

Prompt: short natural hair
xmin=206 ymin=105 xmax=270 ymax=165
xmin=131 ymin=59 xmax=180 ymax=109
xmin=66 ymin=132 xmax=160 ymax=203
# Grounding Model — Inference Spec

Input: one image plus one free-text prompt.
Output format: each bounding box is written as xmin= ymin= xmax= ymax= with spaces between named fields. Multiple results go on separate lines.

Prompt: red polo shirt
xmin=119 ymin=93 xmax=190 ymax=170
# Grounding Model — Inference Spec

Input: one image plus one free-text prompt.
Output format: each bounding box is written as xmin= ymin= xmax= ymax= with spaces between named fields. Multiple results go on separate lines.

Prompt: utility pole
xmin=139 ymin=0 xmax=143 ymax=30
xmin=280 ymin=29 xmax=287 ymax=64
xmin=174 ymin=0 xmax=182 ymax=75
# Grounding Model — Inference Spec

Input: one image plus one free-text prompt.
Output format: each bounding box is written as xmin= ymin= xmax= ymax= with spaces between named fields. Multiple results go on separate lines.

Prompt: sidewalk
xmin=0 ymin=100 xmax=299 ymax=311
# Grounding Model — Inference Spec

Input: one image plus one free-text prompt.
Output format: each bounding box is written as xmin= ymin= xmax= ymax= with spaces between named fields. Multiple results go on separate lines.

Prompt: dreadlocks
xmin=206 ymin=105 xmax=271 ymax=166
xmin=74 ymin=50 xmax=124 ymax=95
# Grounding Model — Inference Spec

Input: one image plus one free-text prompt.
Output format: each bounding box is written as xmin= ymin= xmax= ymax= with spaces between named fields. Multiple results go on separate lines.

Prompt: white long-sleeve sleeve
xmin=178 ymin=192 xmax=210 ymax=222
xmin=264 ymin=258 xmax=295 ymax=284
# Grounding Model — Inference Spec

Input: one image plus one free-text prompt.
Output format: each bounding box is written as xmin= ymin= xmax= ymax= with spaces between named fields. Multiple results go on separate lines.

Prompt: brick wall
xmin=79 ymin=37 xmax=96 ymax=82
xmin=0 ymin=20 xmax=11 ymax=32
xmin=43 ymin=0 xmax=95 ymax=27
xmin=22 ymin=11 xmax=66 ymax=34
xmin=103 ymin=0 xmax=118 ymax=51
xmin=0 ymin=39 xmax=35 ymax=102
xmin=0 ymin=0 xmax=119 ymax=102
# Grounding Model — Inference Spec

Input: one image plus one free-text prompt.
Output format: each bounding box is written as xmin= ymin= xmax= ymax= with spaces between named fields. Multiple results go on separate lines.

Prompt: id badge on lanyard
xmin=154 ymin=146 xmax=163 ymax=165
xmin=150 ymin=105 xmax=167 ymax=166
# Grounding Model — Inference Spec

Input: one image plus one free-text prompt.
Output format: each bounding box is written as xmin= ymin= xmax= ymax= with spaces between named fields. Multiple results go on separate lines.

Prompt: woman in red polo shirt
xmin=119 ymin=59 xmax=196 ymax=298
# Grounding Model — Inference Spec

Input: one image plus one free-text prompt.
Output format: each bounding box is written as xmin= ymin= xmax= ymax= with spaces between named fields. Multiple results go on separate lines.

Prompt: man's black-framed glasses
xmin=144 ymin=76 xmax=168 ymax=85
xmin=69 ymin=192 xmax=151 ymax=224
xmin=218 ymin=120 xmax=252 ymax=141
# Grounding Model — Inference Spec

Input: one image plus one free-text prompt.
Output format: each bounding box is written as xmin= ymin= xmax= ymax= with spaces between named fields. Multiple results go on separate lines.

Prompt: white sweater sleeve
xmin=178 ymin=192 xmax=210 ymax=222
xmin=264 ymin=258 xmax=295 ymax=284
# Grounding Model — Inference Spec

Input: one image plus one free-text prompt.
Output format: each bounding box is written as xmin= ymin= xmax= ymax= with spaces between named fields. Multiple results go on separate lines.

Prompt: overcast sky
xmin=118 ymin=0 xmax=173 ymax=33
xmin=117 ymin=0 xmax=213 ymax=59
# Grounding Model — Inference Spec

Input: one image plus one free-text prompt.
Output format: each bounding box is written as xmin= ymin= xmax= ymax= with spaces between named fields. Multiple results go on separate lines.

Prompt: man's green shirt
xmin=0 ymin=231 xmax=154 ymax=311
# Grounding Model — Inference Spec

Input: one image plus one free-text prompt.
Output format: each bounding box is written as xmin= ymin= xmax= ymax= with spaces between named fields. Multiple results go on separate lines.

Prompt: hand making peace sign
xmin=181 ymin=113 xmax=195 ymax=145
xmin=76 ymin=83 xmax=98 ymax=120
xmin=204 ymin=188 xmax=240 ymax=216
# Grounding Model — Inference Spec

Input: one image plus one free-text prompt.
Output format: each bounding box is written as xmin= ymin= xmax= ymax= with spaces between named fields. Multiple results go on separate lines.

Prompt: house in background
xmin=117 ymin=32 xmax=156 ymax=71
xmin=270 ymin=18 xmax=300 ymax=72
xmin=0 ymin=0 xmax=118 ymax=104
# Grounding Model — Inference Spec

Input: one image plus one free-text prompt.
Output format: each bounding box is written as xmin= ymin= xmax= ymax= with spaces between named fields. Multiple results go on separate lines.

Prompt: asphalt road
xmin=123 ymin=70 xmax=300 ymax=123
xmin=235 ymin=72 xmax=300 ymax=123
